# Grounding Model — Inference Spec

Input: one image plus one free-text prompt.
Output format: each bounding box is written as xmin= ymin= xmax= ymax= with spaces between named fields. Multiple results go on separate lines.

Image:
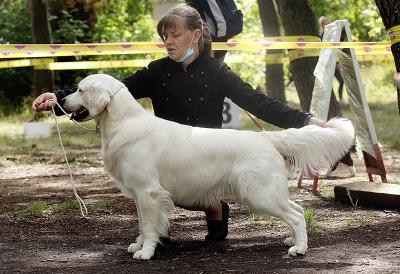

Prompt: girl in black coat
xmin=33 ymin=4 xmax=326 ymax=242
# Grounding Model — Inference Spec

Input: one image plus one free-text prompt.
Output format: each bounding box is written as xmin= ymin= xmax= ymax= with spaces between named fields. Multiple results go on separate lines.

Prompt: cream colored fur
xmin=63 ymin=74 xmax=355 ymax=260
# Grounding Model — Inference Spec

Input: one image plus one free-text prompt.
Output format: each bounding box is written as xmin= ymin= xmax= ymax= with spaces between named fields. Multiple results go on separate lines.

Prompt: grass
xmin=248 ymin=212 xmax=264 ymax=222
xmin=344 ymin=213 xmax=373 ymax=228
xmin=0 ymin=114 xmax=100 ymax=165
xmin=52 ymin=199 xmax=110 ymax=215
xmin=15 ymin=199 xmax=111 ymax=219
xmin=346 ymin=189 xmax=359 ymax=208
xmin=52 ymin=200 xmax=81 ymax=215
xmin=16 ymin=201 xmax=49 ymax=219
xmin=304 ymin=206 xmax=317 ymax=234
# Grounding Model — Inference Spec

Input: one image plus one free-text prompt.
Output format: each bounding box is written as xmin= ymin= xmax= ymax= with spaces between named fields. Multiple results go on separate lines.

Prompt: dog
xmin=62 ymin=74 xmax=355 ymax=260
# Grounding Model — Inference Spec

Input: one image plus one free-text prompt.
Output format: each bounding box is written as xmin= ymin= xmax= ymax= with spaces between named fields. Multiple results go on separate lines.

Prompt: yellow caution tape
xmin=0 ymin=39 xmax=392 ymax=59
xmin=0 ymin=58 xmax=53 ymax=68
xmin=387 ymin=25 xmax=400 ymax=45
xmin=0 ymin=51 xmax=393 ymax=70
xmin=35 ymin=54 xmax=394 ymax=71
xmin=288 ymin=46 xmax=393 ymax=62
xmin=0 ymin=34 xmax=393 ymax=70
xmin=233 ymin=36 xmax=321 ymax=42
xmin=34 ymin=59 xmax=150 ymax=70
xmin=288 ymin=49 xmax=320 ymax=62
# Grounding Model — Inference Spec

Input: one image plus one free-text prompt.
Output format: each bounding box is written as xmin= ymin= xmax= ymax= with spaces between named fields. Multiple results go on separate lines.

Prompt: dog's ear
xmin=87 ymin=82 xmax=111 ymax=116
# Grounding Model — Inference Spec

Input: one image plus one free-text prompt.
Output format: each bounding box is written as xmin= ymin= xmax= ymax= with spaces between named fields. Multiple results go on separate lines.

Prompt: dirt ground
xmin=0 ymin=145 xmax=399 ymax=273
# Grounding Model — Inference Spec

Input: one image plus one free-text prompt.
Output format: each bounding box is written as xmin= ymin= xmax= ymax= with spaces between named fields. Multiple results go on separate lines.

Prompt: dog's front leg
xmin=131 ymin=189 xmax=173 ymax=260
xmin=127 ymin=201 xmax=144 ymax=254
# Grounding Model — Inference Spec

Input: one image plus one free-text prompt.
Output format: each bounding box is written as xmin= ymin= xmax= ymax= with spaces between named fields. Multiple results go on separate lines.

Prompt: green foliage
xmin=89 ymin=0 xmax=159 ymax=79
xmin=92 ymin=0 xmax=155 ymax=43
xmin=227 ymin=0 xmax=265 ymax=88
xmin=0 ymin=0 xmax=31 ymax=44
xmin=311 ymin=0 xmax=387 ymax=41
xmin=50 ymin=9 xmax=90 ymax=44
xmin=0 ymin=0 xmax=33 ymax=115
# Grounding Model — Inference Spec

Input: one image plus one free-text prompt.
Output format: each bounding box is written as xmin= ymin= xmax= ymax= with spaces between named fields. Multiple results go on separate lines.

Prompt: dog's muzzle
xmin=70 ymin=107 xmax=90 ymax=121
xmin=61 ymin=97 xmax=90 ymax=121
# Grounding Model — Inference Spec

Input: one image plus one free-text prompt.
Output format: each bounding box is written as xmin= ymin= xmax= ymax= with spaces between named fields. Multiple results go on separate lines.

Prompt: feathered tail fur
xmin=264 ymin=118 xmax=355 ymax=176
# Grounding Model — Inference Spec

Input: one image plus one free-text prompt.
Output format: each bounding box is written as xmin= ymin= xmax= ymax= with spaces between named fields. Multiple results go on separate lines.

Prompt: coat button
xmin=188 ymin=98 xmax=192 ymax=102
xmin=200 ymin=97 xmax=204 ymax=101
xmin=201 ymin=71 xmax=205 ymax=76
xmin=165 ymin=97 xmax=169 ymax=101
xmin=162 ymin=82 xmax=166 ymax=87
xmin=167 ymin=73 xmax=171 ymax=78
xmin=204 ymin=84 xmax=208 ymax=89
xmin=189 ymin=73 xmax=194 ymax=79
xmin=186 ymin=117 xmax=190 ymax=121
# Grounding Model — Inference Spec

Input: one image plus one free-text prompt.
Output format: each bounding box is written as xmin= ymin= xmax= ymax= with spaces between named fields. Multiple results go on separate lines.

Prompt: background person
xmin=33 ymin=4 xmax=326 ymax=243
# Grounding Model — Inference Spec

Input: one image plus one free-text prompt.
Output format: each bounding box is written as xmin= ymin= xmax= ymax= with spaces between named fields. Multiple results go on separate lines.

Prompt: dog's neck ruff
xmin=95 ymin=85 xmax=125 ymax=133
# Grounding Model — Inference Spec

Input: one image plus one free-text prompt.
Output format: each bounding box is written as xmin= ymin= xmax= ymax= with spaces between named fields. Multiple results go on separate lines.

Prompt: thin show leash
xmin=49 ymin=99 xmax=92 ymax=217
xmin=47 ymin=86 xmax=124 ymax=217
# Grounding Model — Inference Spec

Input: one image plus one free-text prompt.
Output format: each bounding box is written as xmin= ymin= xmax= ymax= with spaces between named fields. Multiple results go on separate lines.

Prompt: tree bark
xmin=276 ymin=0 xmax=341 ymax=117
xmin=29 ymin=0 xmax=54 ymax=98
xmin=257 ymin=0 xmax=285 ymax=102
xmin=375 ymin=0 xmax=400 ymax=113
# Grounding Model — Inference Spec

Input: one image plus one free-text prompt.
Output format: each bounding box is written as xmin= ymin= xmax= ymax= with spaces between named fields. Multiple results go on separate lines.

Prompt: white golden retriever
xmin=62 ymin=74 xmax=354 ymax=260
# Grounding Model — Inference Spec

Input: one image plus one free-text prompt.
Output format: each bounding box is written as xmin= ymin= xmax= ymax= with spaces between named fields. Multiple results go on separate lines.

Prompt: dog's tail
xmin=263 ymin=118 xmax=355 ymax=175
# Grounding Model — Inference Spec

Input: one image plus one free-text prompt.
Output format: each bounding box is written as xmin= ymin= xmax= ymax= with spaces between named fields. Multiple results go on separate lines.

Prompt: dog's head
xmin=63 ymin=74 xmax=123 ymax=121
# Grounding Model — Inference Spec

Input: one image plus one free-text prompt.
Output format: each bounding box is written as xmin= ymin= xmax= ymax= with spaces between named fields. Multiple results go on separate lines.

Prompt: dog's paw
xmin=128 ymin=242 xmax=142 ymax=254
xmin=128 ymin=236 xmax=143 ymax=253
xmin=283 ymin=237 xmax=295 ymax=247
xmin=288 ymin=245 xmax=307 ymax=256
xmin=133 ymin=249 xmax=154 ymax=260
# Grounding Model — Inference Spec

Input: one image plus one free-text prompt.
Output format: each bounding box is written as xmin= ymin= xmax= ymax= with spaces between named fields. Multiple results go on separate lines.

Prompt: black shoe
xmin=205 ymin=201 xmax=229 ymax=242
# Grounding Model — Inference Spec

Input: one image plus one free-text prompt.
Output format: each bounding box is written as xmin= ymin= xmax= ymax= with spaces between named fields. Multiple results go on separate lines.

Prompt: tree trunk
xmin=257 ymin=0 xmax=285 ymax=102
xmin=375 ymin=0 xmax=400 ymax=113
xmin=29 ymin=0 xmax=54 ymax=98
xmin=276 ymin=0 xmax=341 ymax=117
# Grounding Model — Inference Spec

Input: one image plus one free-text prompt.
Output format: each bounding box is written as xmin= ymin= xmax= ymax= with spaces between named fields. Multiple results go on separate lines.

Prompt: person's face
xmin=162 ymin=25 xmax=197 ymax=62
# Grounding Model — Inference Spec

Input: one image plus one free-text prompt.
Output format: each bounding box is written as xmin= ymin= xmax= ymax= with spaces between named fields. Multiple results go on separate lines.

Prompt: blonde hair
xmin=157 ymin=4 xmax=213 ymax=57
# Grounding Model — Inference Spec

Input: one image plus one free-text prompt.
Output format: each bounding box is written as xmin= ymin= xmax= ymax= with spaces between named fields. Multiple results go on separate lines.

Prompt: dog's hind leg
xmin=128 ymin=201 xmax=144 ymax=254
xmin=283 ymin=200 xmax=304 ymax=247
xmin=132 ymin=188 xmax=174 ymax=260
xmin=242 ymin=173 xmax=307 ymax=256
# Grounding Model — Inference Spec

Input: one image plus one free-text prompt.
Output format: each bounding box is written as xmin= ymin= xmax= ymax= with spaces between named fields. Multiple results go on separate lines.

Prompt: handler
xmin=32 ymin=4 xmax=326 ymax=243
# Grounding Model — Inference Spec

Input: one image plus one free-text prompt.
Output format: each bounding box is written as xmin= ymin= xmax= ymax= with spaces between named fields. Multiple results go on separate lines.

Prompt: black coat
xmin=56 ymin=51 xmax=309 ymax=129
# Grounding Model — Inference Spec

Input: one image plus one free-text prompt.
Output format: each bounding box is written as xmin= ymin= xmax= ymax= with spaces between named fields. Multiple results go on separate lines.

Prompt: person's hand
xmin=32 ymin=92 xmax=57 ymax=112
xmin=308 ymin=117 xmax=328 ymax=128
